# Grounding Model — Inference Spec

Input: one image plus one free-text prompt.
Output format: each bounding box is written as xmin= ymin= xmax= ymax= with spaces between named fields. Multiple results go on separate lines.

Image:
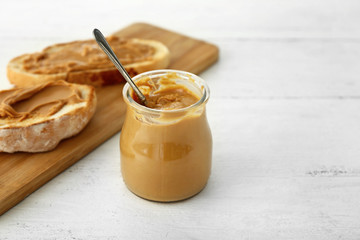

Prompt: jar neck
xmin=122 ymin=70 xmax=210 ymax=115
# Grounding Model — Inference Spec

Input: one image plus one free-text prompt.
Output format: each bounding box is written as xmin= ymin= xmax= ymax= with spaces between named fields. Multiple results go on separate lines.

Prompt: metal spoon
xmin=93 ymin=28 xmax=147 ymax=106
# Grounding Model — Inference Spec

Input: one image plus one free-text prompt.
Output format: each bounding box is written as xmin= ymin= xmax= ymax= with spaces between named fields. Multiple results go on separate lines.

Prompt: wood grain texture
xmin=0 ymin=23 xmax=219 ymax=215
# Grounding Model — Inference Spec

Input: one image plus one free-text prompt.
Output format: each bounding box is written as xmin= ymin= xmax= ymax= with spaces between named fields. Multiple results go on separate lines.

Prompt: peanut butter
xmin=120 ymin=70 xmax=212 ymax=202
xmin=0 ymin=81 xmax=85 ymax=121
xmin=132 ymin=72 xmax=200 ymax=110
xmin=22 ymin=36 xmax=155 ymax=74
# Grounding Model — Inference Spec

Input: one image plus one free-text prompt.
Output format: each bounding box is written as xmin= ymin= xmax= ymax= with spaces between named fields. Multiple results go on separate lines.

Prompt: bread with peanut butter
xmin=7 ymin=36 xmax=170 ymax=87
xmin=0 ymin=80 xmax=96 ymax=153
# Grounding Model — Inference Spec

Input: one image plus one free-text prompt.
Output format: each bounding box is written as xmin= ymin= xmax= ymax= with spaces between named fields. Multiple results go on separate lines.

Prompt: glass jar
xmin=120 ymin=70 xmax=212 ymax=202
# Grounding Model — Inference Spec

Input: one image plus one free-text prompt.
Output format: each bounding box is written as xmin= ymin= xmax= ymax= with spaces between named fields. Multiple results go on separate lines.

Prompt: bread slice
xmin=7 ymin=36 xmax=170 ymax=87
xmin=0 ymin=80 xmax=96 ymax=153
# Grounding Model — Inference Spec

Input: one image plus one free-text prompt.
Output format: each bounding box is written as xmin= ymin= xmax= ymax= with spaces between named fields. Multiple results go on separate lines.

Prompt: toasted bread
xmin=0 ymin=80 xmax=96 ymax=153
xmin=7 ymin=36 xmax=170 ymax=87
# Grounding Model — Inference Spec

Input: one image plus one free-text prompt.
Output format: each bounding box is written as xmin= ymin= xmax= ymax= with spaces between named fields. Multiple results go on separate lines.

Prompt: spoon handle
xmin=93 ymin=28 xmax=147 ymax=105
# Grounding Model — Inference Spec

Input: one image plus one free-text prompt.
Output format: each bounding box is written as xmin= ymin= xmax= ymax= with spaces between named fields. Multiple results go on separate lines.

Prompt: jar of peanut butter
xmin=120 ymin=70 xmax=212 ymax=202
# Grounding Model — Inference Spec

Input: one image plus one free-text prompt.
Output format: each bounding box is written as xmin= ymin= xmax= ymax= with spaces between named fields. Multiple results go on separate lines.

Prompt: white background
xmin=1 ymin=0 xmax=360 ymax=239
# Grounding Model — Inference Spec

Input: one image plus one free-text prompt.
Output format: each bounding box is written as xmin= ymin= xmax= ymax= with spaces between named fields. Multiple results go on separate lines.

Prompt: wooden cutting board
xmin=0 ymin=22 xmax=219 ymax=215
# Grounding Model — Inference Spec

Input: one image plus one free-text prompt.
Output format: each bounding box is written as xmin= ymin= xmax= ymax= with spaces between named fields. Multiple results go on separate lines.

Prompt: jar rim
xmin=122 ymin=69 xmax=210 ymax=113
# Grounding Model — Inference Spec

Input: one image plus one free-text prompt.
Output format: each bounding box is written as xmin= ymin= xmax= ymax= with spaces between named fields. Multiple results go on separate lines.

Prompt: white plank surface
xmin=1 ymin=0 xmax=360 ymax=239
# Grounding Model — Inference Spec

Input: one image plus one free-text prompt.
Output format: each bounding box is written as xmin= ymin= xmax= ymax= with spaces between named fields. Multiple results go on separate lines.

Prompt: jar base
xmin=124 ymin=182 xmax=209 ymax=203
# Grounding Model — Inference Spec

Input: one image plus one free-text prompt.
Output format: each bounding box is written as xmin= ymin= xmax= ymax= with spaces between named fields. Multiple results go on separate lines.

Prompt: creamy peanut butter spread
xmin=0 ymin=81 xmax=85 ymax=121
xmin=132 ymin=72 xmax=200 ymax=110
xmin=121 ymin=71 xmax=212 ymax=202
xmin=22 ymin=36 xmax=155 ymax=74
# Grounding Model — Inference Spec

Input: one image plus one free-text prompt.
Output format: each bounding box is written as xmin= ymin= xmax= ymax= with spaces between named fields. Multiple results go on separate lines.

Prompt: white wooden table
xmin=1 ymin=0 xmax=360 ymax=239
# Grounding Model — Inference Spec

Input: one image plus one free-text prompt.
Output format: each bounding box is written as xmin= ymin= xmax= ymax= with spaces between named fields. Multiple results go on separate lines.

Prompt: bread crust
xmin=7 ymin=38 xmax=170 ymax=87
xmin=0 ymin=83 xmax=97 ymax=153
